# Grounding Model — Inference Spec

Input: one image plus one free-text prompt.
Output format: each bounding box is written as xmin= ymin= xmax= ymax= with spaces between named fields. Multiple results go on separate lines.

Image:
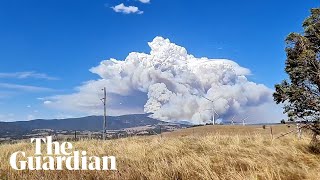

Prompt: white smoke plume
xmin=45 ymin=37 xmax=283 ymax=124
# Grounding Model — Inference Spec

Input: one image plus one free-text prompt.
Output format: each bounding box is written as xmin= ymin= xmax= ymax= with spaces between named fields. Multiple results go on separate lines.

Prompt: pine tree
xmin=273 ymin=8 xmax=320 ymax=148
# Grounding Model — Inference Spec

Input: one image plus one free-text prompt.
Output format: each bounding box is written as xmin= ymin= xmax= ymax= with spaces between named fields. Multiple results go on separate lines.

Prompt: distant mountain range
xmin=0 ymin=114 xmax=166 ymax=138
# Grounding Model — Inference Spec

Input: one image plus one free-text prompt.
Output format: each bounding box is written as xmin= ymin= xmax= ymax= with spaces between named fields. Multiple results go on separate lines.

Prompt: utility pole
xmin=101 ymin=87 xmax=107 ymax=140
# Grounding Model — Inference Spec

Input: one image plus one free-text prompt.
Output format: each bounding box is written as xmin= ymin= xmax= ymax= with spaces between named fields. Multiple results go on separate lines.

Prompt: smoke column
xmin=46 ymin=37 xmax=282 ymax=124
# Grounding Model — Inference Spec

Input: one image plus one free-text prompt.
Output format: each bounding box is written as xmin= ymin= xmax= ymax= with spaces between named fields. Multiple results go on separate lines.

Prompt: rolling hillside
xmin=0 ymin=114 xmax=164 ymax=138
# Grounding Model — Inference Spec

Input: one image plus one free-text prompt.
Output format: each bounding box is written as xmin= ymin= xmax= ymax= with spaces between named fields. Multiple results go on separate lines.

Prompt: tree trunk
xmin=309 ymin=126 xmax=320 ymax=153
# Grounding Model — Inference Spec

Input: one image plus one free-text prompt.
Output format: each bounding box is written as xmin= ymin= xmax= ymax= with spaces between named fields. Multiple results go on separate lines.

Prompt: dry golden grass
xmin=161 ymin=124 xmax=295 ymax=137
xmin=0 ymin=125 xmax=319 ymax=180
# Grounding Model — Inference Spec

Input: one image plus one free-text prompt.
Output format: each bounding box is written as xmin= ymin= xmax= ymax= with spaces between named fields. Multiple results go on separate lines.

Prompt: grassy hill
xmin=0 ymin=124 xmax=319 ymax=180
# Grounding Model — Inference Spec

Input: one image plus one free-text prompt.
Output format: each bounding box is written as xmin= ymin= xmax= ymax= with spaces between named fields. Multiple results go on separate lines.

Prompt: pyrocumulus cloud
xmin=45 ymin=37 xmax=284 ymax=124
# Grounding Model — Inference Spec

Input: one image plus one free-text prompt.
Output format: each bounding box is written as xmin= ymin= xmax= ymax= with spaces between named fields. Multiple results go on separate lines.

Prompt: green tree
xmin=273 ymin=8 xmax=320 ymax=146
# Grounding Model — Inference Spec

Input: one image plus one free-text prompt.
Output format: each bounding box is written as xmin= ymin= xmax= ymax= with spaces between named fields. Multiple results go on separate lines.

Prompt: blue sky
xmin=0 ymin=0 xmax=319 ymax=121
